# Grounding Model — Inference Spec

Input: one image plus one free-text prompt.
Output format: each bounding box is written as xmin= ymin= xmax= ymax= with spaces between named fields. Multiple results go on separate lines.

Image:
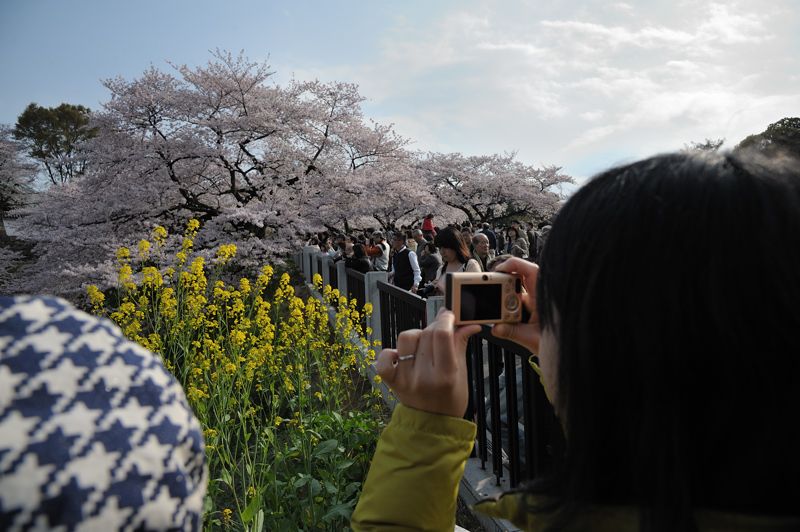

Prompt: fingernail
xmin=493 ymin=324 xmax=508 ymax=337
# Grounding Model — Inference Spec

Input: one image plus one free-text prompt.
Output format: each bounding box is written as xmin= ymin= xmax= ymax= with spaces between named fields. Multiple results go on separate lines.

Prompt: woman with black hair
xmin=428 ymin=226 xmax=480 ymax=296
xmin=417 ymin=241 xmax=442 ymax=287
xmin=505 ymin=226 xmax=529 ymax=258
xmin=344 ymin=243 xmax=372 ymax=274
xmin=351 ymin=151 xmax=800 ymax=531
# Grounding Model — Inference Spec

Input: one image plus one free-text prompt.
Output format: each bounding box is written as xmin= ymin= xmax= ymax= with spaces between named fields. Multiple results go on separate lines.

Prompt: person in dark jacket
xmin=388 ymin=232 xmax=421 ymax=293
xmin=344 ymin=243 xmax=372 ymax=274
xmin=417 ymin=240 xmax=442 ymax=287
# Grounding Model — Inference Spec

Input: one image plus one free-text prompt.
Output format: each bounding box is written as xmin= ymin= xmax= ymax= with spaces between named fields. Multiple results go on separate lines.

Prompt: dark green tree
xmin=13 ymin=103 xmax=97 ymax=184
xmin=0 ymin=125 xmax=37 ymax=238
xmin=736 ymin=117 xmax=800 ymax=159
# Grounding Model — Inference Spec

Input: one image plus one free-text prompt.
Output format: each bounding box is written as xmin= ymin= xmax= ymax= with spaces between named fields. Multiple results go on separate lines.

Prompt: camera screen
xmin=460 ymin=283 xmax=503 ymax=321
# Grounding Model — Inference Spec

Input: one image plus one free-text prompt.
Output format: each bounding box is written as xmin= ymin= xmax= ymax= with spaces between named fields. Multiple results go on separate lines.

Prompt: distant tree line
xmin=683 ymin=117 xmax=800 ymax=159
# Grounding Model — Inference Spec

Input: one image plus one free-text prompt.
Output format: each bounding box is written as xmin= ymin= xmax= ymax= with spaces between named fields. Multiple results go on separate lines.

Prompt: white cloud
xmin=698 ymin=2 xmax=770 ymax=45
xmin=606 ymin=3 xmax=634 ymax=14
xmin=540 ymin=20 xmax=696 ymax=51
xmin=581 ymin=110 xmax=605 ymax=121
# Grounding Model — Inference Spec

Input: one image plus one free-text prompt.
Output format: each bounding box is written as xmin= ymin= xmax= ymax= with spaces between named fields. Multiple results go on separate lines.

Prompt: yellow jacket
xmin=352 ymin=405 xmax=800 ymax=532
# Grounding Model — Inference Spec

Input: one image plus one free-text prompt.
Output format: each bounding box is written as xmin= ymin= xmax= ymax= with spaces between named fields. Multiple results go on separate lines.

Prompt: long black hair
xmin=352 ymin=243 xmax=367 ymax=259
xmin=434 ymin=226 xmax=471 ymax=263
xmin=531 ymin=151 xmax=800 ymax=530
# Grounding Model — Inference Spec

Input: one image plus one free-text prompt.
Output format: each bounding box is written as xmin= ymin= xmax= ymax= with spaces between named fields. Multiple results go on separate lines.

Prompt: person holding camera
xmin=417 ymin=241 xmax=442 ymax=289
xmin=344 ymin=243 xmax=372 ymax=274
xmin=351 ymin=151 xmax=800 ymax=532
xmin=425 ymin=226 xmax=481 ymax=297
xmin=365 ymin=231 xmax=390 ymax=272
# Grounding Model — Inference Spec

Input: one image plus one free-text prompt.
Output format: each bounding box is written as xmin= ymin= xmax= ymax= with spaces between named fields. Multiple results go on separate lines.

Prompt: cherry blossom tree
xmin=316 ymin=146 xmax=436 ymax=233
xmin=417 ymin=151 xmax=573 ymax=226
xmin=11 ymin=51 xmax=413 ymax=297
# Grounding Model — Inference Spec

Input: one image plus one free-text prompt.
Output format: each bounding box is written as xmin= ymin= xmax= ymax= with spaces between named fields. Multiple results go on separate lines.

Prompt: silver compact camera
xmin=445 ymin=272 xmax=522 ymax=325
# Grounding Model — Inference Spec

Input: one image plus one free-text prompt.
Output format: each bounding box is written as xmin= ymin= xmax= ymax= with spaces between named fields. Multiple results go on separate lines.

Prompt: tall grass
xmin=88 ymin=221 xmax=386 ymax=531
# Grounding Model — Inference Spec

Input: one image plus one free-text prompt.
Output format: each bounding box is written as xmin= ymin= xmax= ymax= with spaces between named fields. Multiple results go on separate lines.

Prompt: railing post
xmin=364 ymin=271 xmax=388 ymax=346
xmin=425 ymin=296 xmax=445 ymax=325
xmin=302 ymin=247 xmax=321 ymax=284
xmin=336 ymin=260 xmax=347 ymax=295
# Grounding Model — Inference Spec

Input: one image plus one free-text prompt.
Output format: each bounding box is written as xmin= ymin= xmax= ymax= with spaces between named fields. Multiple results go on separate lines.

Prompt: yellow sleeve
xmin=350 ymin=404 xmax=477 ymax=532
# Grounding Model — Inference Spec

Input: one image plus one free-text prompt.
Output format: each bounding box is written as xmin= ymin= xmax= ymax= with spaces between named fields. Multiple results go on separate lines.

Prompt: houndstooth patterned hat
xmin=0 ymin=296 xmax=208 ymax=531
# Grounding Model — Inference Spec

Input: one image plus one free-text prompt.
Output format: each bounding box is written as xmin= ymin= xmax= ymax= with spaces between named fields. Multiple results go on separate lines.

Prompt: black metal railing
xmin=328 ymin=261 xmax=339 ymax=293
xmin=344 ymin=268 xmax=367 ymax=310
xmin=299 ymin=249 xmax=561 ymax=488
xmin=377 ymin=281 xmax=427 ymax=349
xmin=465 ymin=326 xmax=560 ymax=488
xmin=316 ymin=256 xmax=323 ymax=282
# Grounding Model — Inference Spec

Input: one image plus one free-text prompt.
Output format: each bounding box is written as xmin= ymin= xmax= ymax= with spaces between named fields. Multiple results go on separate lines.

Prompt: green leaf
xmin=203 ymin=495 xmax=215 ymax=514
xmin=241 ymin=493 xmax=260 ymax=524
xmin=335 ymin=459 xmax=354 ymax=470
xmin=323 ymin=480 xmax=338 ymax=494
xmin=312 ymin=439 xmax=338 ymax=459
xmin=344 ymin=482 xmax=360 ymax=498
xmin=251 ymin=509 xmax=264 ymax=532
xmin=310 ymin=478 xmax=322 ymax=496
xmin=321 ymin=502 xmax=355 ymax=523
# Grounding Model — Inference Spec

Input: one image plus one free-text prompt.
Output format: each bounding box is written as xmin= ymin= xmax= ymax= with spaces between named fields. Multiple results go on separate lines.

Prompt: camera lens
xmin=482 ymin=275 xmax=488 ymax=281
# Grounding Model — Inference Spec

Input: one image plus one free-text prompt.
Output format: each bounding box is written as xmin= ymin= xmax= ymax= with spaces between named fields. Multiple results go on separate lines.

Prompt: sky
xmin=1 ymin=0 xmax=798 ymax=184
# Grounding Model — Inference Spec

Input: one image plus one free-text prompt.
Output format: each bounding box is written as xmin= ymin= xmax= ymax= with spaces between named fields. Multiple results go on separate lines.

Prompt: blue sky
xmin=1 ymin=0 xmax=798 ymax=183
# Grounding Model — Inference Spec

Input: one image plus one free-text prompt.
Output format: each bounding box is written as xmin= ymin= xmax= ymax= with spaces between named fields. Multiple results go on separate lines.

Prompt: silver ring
xmin=398 ymin=354 xmax=416 ymax=361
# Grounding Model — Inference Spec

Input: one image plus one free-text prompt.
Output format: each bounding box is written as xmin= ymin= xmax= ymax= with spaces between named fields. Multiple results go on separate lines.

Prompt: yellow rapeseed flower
xmin=116 ymin=247 xmax=130 ymax=262
xmin=86 ymin=285 xmax=105 ymax=315
xmin=118 ymin=264 xmax=133 ymax=284
xmin=215 ymin=244 xmax=237 ymax=265
xmin=186 ymin=219 xmax=200 ymax=235
xmin=137 ymin=239 xmax=151 ymax=261
xmin=141 ymin=266 xmax=163 ymax=289
xmin=153 ymin=225 xmax=168 ymax=243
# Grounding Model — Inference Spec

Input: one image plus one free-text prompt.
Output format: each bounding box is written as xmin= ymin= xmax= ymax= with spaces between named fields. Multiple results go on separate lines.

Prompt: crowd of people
xmin=304 ymin=217 xmax=553 ymax=297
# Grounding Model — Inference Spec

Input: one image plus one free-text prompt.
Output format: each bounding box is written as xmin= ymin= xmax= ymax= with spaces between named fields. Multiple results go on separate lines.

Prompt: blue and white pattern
xmin=0 ymin=296 xmax=207 ymax=531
